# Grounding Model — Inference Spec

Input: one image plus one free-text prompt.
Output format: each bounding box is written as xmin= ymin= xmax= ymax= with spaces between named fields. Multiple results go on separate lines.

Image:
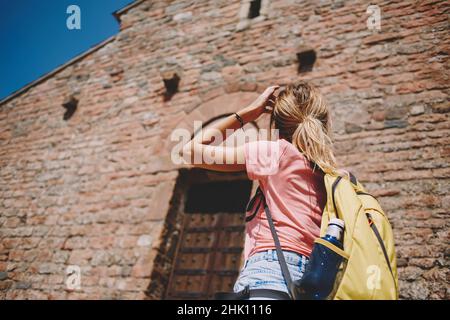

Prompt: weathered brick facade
xmin=0 ymin=0 xmax=448 ymax=299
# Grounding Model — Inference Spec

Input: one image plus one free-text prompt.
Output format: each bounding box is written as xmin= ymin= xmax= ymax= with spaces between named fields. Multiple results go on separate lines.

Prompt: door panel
xmin=166 ymin=211 xmax=245 ymax=299
xmin=164 ymin=178 xmax=252 ymax=300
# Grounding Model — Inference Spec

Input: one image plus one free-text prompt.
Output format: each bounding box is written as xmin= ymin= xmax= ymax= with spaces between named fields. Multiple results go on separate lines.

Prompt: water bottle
xmin=294 ymin=218 xmax=345 ymax=300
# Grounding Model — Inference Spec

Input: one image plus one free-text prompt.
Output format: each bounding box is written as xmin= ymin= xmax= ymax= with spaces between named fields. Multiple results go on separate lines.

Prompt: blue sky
xmin=0 ymin=0 xmax=134 ymax=100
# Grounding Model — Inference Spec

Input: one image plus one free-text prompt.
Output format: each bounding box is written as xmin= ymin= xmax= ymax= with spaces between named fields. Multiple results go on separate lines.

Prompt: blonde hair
xmin=271 ymin=81 xmax=338 ymax=174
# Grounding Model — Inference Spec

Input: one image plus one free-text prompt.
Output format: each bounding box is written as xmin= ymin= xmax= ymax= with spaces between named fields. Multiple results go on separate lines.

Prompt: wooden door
xmin=165 ymin=211 xmax=245 ymax=299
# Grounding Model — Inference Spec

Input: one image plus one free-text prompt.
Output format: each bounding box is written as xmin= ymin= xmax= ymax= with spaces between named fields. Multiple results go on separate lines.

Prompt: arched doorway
xmin=165 ymin=116 xmax=258 ymax=299
xmin=147 ymin=92 xmax=265 ymax=300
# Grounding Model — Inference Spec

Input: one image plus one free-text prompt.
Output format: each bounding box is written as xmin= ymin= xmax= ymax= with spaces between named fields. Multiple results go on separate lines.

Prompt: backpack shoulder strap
xmin=245 ymin=187 xmax=263 ymax=222
xmin=348 ymin=172 xmax=357 ymax=185
xmin=261 ymin=193 xmax=294 ymax=299
xmin=329 ymin=171 xmax=358 ymax=220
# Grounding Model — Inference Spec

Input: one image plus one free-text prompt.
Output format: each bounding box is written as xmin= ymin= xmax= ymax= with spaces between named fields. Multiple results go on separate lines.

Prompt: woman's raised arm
xmin=181 ymin=85 xmax=280 ymax=172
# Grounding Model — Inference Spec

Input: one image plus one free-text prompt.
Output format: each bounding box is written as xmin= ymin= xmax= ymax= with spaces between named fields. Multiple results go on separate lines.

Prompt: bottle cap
xmin=329 ymin=218 xmax=345 ymax=230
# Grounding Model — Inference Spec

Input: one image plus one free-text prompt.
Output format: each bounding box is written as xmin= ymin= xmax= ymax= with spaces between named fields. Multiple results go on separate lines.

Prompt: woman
xmin=182 ymin=81 xmax=340 ymax=299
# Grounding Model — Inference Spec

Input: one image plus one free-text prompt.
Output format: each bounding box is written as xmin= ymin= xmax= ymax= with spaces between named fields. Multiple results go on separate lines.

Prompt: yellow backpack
xmin=320 ymin=173 xmax=399 ymax=300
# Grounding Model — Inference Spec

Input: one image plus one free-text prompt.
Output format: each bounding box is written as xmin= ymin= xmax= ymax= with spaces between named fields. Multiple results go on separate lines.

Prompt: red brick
xmin=0 ymin=0 xmax=448 ymax=301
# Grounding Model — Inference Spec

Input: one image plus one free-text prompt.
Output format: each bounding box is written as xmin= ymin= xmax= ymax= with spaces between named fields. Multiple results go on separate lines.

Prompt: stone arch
xmin=148 ymin=91 xmax=273 ymax=299
xmin=178 ymin=91 xmax=259 ymax=132
xmin=164 ymin=91 xmax=270 ymax=155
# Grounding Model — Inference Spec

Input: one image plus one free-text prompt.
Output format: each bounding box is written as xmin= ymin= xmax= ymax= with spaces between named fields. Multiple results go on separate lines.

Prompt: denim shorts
xmin=233 ymin=249 xmax=309 ymax=299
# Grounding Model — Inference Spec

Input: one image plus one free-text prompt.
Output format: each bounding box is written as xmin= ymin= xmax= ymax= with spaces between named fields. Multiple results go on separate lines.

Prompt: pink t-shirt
xmin=243 ymin=138 xmax=327 ymax=260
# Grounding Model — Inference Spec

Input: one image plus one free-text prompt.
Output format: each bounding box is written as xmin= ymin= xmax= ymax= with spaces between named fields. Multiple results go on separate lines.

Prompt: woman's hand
xmin=238 ymin=85 xmax=280 ymax=123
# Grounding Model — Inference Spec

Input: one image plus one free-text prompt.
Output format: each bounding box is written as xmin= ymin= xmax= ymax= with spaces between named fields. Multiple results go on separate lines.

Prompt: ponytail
xmin=272 ymin=81 xmax=339 ymax=175
xmin=292 ymin=116 xmax=338 ymax=174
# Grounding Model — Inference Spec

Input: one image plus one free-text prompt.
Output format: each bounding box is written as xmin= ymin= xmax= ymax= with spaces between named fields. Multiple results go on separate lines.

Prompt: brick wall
xmin=0 ymin=0 xmax=448 ymax=299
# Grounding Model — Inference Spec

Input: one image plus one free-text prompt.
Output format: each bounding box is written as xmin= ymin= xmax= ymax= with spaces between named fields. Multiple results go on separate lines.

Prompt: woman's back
xmin=244 ymin=138 xmax=327 ymax=260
